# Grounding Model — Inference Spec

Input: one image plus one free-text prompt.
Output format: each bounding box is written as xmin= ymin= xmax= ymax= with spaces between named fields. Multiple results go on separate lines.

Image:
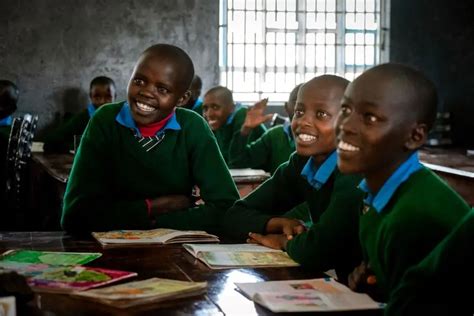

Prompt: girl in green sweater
xmin=335 ymin=63 xmax=471 ymax=302
xmin=61 ymin=44 xmax=239 ymax=234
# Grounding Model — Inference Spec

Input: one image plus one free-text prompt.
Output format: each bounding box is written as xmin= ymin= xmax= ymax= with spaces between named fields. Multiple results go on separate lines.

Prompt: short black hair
xmin=368 ymin=63 xmax=438 ymax=130
xmin=89 ymin=76 xmax=116 ymax=91
xmin=0 ymin=79 xmax=19 ymax=105
xmin=142 ymin=44 xmax=195 ymax=92
xmin=191 ymin=75 xmax=202 ymax=90
xmin=204 ymin=86 xmax=234 ymax=105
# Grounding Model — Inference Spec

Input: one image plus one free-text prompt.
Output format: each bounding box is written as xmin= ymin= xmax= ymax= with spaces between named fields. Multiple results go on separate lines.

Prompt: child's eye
xmin=364 ymin=113 xmax=379 ymax=123
xmin=316 ymin=110 xmax=330 ymax=120
xmin=212 ymin=105 xmax=220 ymax=111
xmin=157 ymin=87 xmax=169 ymax=94
xmin=293 ymin=109 xmax=304 ymax=117
xmin=133 ymin=78 xmax=145 ymax=86
xmin=340 ymin=105 xmax=352 ymax=116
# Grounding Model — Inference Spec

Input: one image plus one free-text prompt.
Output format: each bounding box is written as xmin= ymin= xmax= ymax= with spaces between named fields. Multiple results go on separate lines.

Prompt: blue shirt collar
xmin=300 ymin=151 xmax=337 ymax=190
xmin=226 ymin=102 xmax=243 ymax=125
xmin=115 ymin=102 xmax=181 ymax=137
xmin=282 ymin=120 xmax=293 ymax=141
xmin=87 ymin=104 xmax=97 ymax=118
xmin=0 ymin=115 xmax=12 ymax=127
xmin=358 ymin=151 xmax=422 ymax=213
xmin=191 ymin=98 xmax=203 ymax=110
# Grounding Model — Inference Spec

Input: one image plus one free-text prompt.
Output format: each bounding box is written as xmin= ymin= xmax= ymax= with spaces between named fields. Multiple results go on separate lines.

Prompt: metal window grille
xmin=219 ymin=0 xmax=390 ymax=103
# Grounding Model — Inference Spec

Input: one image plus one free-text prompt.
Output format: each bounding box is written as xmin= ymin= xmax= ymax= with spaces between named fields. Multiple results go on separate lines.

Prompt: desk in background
xmin=0 ymin=232 xmax=381 ymax=316
xmin=419 ymin=147 xmax=474 ymax=206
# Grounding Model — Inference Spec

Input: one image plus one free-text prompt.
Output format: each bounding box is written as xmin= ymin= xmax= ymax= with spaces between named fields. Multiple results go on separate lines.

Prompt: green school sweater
xmin=385 ymin=210 xmax=474 ymax=316
xmin=359 ymin=167 xmax=471 ymax=302
xmin=61 ymin=101 xmax=240 ymax=234
xmin=43 ymin=109 xmax=90 ymax=153
xmin=228 ymin=124 xmax=295 ymax=174
xmin=222 ymin=153 xmax=364 ymax=283
xmin=213 ymin=107 xmax=266 ymax=164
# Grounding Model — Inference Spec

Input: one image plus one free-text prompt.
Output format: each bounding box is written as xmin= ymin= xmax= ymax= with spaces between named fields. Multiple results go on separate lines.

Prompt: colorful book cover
xmin=199 ymin=251 xmax=299 ymax=269
xmin=0 ymin=250 xmax=101 ymax=266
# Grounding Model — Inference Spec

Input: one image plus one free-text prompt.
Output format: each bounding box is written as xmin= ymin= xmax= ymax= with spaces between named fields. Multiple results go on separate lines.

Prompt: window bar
xmin=336 ymin=0 xmax=345 ymax=76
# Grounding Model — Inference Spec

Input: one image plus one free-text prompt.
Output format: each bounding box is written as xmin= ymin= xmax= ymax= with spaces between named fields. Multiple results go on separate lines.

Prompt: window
xmin=219 ymin=0 xmax=390 ymax=103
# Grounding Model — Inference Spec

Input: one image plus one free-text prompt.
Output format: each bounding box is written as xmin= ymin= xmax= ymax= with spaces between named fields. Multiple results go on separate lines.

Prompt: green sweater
xmin=386 ymin=210 xmax=474 ymax=316
xmin=61 ymin=101 xmax=240 ymax=234
xmin=43 ymin=109 xmax=90 ymax=153
xmin=214 ymin=107 xmax=266 ymax=165
xmin=359 ymin=167 xmax=471 ymax=301
xmin=228 ymin=124 xmax=295 ymax=174
xmin=222 ymin=153 xmax=364 ymax=283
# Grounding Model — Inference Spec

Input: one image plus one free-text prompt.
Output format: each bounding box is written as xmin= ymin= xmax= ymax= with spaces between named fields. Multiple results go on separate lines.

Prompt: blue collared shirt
xmin=300 ymin=151 xmax=338 ymax=190
xmin=87 ymin=104 xmax=97 ymax=118
xmin=282 ymin=120 xmax=294 ymax=143
xmin=191 ymin=98 xmax=203 ymax=110
xmin=0 ymin=115 xmax=12 ymax=127
xmin=358 ymin=151 xmax=422 ymax=213
xmin=226 ymin=102 xmax=243 ymax=125
xmin=115 ymin=102 xmax=181 ymax=138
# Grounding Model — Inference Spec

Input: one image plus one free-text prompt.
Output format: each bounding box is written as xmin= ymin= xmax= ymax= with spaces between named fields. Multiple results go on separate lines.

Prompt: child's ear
xmin=177 ymin=90 xmax=192 ymax=106
xmin=404 ymin=122 xmax=428 ymax=150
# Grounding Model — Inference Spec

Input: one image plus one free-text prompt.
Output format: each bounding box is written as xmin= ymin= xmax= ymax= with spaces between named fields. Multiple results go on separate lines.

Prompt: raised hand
xmin=241 ymin=98 xmax=274 ymax=136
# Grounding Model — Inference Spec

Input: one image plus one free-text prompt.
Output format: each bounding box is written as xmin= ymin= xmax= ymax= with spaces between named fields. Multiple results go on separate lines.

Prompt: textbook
xmin=73 ymin=277 xmax=207 ymax=308
xmin=235 ymin=278 xmax=384 ymax=313
xmin=92 ymin=228 xmax=219 ymax=247
xmin=183 ymin=243 xmax=299 ymax=269
xmin=0 ymin=249 xmax=102 ymax=266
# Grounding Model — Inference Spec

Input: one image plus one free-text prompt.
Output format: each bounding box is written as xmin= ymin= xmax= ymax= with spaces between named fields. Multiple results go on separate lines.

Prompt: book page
xmin=92 ymin=229 xmax=218 ymax=245
xmin=183 ymin=243 xmax=281 ymax=257
xmin=199 ymin=251 xmax=299 ymax=269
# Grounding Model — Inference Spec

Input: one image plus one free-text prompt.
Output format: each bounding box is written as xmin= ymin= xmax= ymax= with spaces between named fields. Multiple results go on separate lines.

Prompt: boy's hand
xmin=247 ymin=233 xmax=288 ymax=250
xmin=265 ymin=217 xmax=307 ymax=240
xmin=241 ymin=98 xmax=273 ymax=136
xmin=149 ymin=195 xmax=192 ymax=216
xmin=348 ymin=261 xmax=378 ymax=298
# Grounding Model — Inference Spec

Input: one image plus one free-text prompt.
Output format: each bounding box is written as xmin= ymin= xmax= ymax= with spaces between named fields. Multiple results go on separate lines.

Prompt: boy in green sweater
xmin=61 ymin=44 xmax=239 ymax=234
xmin=202 ymin=86 xmax=266 ymax=164
xmin=386 ymin=210 xmax=474 ymax=316
xmin=222 ymin=75 xmax=364 ymax=284
xmin=180 ymin=74 xmax=203 ymax=114
xmin=335 ymin=63 xmax=471 ymax=302
xmin=228 ymin=84 xmax=301 ymax=174
xmin=44 ymin=76 xmax=116 ymax=153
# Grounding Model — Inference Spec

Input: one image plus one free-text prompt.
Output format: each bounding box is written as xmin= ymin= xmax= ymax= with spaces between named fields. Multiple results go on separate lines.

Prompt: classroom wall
xmin=0 ymin=0 xmax=219 ymax=136
xmin=390 ymin=0 xmax=474 ymax=147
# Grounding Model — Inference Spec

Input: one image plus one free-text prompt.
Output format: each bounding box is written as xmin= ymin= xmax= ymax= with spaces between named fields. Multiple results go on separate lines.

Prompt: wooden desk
xmin=230 ymin=168 xmax=271 ymax=197
xmin=0 ymin=232 xmax=381 ymax=316
xmin=419 ymin=147 xmax=474 ymax=206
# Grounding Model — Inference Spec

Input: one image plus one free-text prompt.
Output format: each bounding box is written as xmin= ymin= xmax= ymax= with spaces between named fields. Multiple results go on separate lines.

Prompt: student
xmin=0 ymin=80 xmax=19 ymax=205
xmin=202 ymin=86 xmax=266 ymax=164
xmin=228 ymin=84 xmax=302 ymax=174
xmin=222 ymin=75 xmax=364 ymax=284
xmin=385 ymin=210 xmax=474 ymax=316
xmin=335 ymin=63 xmax=471 ymax=302
xmin=43 ymin=76 xmax=116 ymax=153
xmin=180 ymin=75 xmax=203 ymax=114
xmin=61 ymin=44 xmax=240 ymax=234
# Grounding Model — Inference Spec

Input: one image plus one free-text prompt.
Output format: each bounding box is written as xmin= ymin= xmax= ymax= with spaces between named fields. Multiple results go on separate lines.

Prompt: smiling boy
xmin=61 ymin=44 xmax=239 ymax=233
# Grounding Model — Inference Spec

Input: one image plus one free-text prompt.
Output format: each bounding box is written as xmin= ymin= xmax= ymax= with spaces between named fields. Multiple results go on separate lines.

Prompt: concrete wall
xmin=0 ymin=0 xmax=219 ymax=136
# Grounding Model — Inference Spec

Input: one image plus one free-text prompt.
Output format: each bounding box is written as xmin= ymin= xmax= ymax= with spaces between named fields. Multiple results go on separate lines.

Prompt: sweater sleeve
xmin=228 ymin=128 xmax=271 ymax=169
xmin=221 ymin=153 xmax=307 ymax=240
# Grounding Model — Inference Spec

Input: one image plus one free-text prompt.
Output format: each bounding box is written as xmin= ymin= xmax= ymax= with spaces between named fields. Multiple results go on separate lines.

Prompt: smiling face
xmin=90 ymin=83 xmax=116 ymax=108
xmin=202 ymin=88 xmax=234 ymax=131
xmin=127 ymin=52 xmax=191 ymax=126
xmin=291 ymin=76 xmax=348 ymax=161
xmin=335 ymin=68 xmax=421 ymax=189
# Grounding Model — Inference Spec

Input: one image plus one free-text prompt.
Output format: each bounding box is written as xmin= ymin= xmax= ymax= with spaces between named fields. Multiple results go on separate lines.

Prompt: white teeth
xmin=338 ymin=140 xmax=360 ymax=152
xmin=208 ymin=120 xmax=217 ymax=124
xmin=298 ymin=133 xmax=317 ymax=142
xmin=136 ymin=102 xmax=155 ymax=112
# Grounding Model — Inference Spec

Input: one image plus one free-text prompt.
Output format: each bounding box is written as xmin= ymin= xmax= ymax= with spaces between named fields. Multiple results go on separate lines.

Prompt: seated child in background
xmin=386 ymin=209 xmax=474 ymax=316
xmin=335 ymin=63 xmax=471 ymax=302
xmin=61 ymin=44 xmax=240 ymax=234
xmin=222 ymin=75 xmax=364 ymax=284
xmin=202 ymin=86 xmax=266 ymax=165
xmin=43 ymin=76 xmax=116 ymax=153
xmin=0 ymin=80 xmax=19 ymax=204
xmin=180 ymin=74 xmax=203 ymax=113
xmin=228 ymin=83 xmax=302 ymax=174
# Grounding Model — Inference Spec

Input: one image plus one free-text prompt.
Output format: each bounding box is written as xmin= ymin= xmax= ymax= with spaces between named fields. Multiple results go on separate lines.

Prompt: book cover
xmin=92 ymin=228 xmax=219 ymax=247
xmin=0 ymin=249 xmax=102 ymax=266
xmin=73 ymin=277 xmax=207 ymax=308
xmin=183 ymin=243 xmax=299 ymax=269
xmin=235 ymin=278 xmax=384 ymax=312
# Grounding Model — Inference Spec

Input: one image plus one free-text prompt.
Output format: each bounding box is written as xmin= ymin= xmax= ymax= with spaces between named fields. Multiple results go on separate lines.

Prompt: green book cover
xmin=0 ymin=249 xmax=102 ymax=266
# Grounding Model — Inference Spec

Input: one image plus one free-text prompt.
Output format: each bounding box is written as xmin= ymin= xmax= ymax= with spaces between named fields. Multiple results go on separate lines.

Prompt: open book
xmin=235 ymin=278 xmax=384 ymax=313
xmin=92 ymin=228 xmax=219 ymax=247
xmin=183 ymin=243 xmax=299 ymax=269
xmin=72 ymin=277 xmax=207 ymax=308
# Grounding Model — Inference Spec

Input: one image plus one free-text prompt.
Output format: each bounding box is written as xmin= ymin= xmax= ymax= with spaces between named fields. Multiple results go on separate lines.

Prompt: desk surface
xmin=419 ymin=147 xmax=474 ymax=177
xmin=31 ymin=153 xmax=74 ymax=183
xmin=0 ymin=232 xmax=380 ymax=316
